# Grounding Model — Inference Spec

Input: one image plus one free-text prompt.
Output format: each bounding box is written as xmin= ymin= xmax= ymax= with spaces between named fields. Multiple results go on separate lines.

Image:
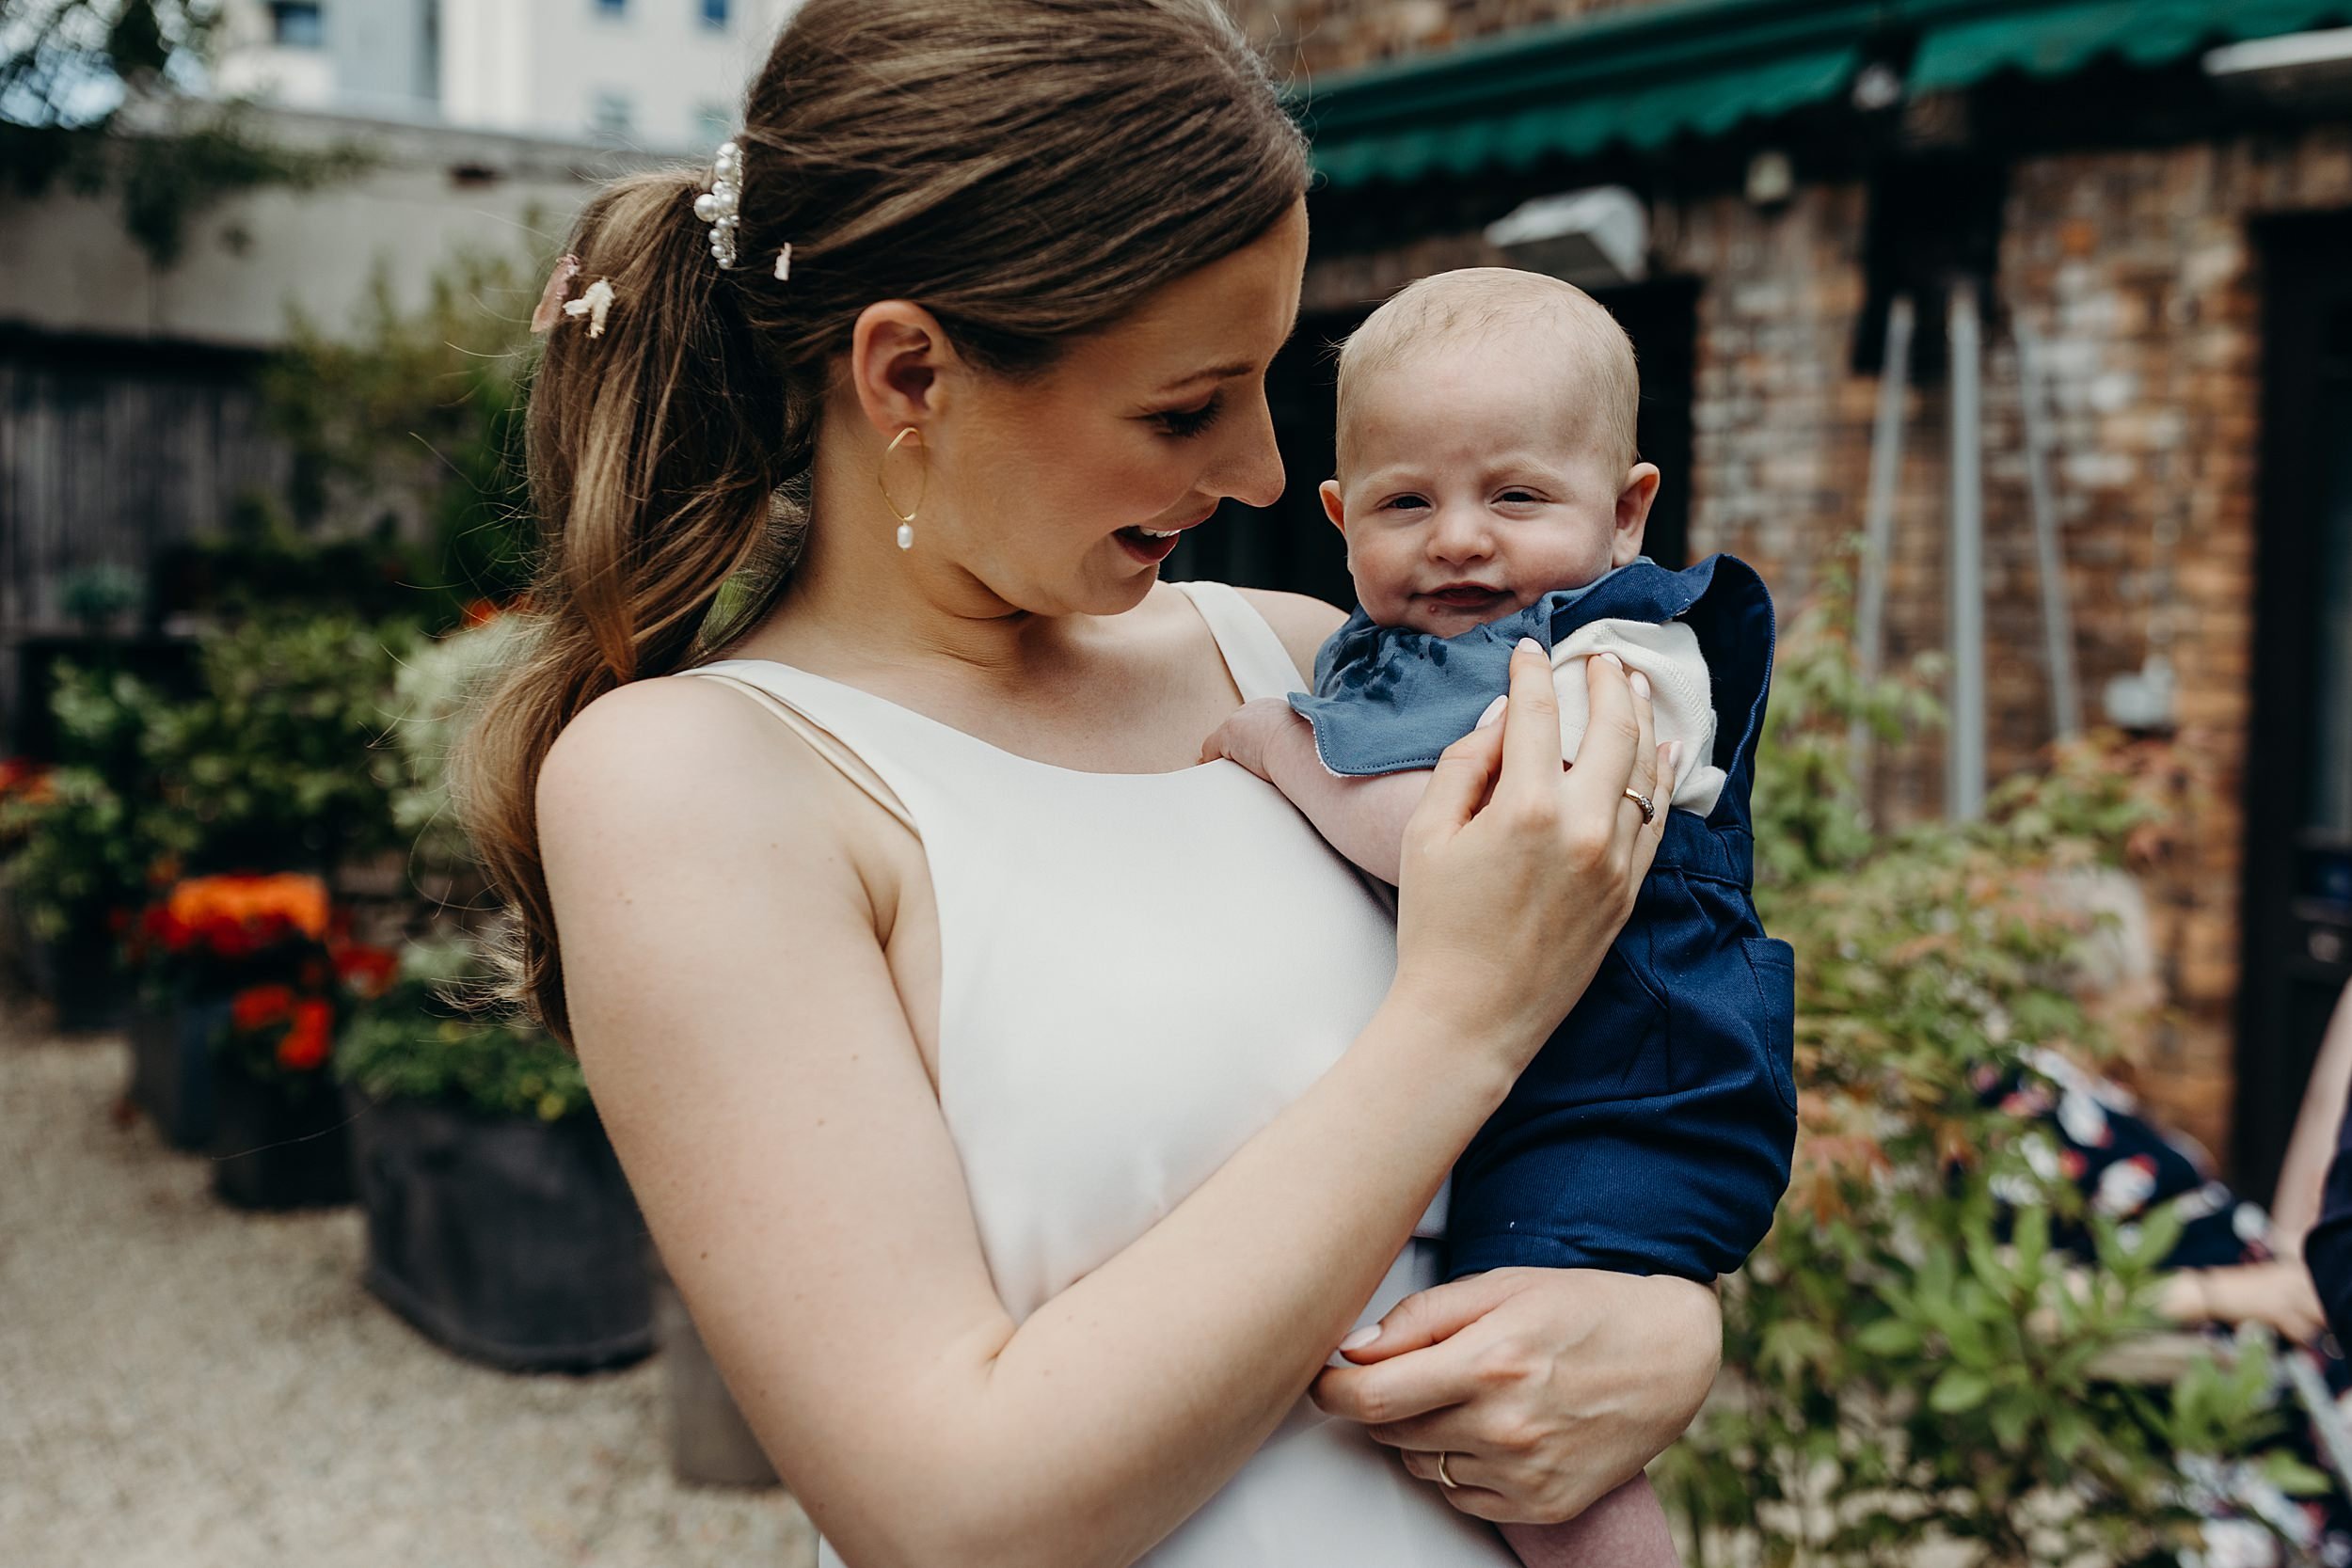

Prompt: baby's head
xmin=1322 ymin=268 xmax=1660 ymax=637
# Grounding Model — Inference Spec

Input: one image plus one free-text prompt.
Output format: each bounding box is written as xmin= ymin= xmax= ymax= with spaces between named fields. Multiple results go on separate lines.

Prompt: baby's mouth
xmin=1419 ymin=585 xmax=1511 ymax=613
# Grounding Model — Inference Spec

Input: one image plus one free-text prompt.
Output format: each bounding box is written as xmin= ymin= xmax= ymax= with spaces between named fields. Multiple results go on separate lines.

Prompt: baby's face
xmin=1323 ymin=339 xmax=1656 ymax=638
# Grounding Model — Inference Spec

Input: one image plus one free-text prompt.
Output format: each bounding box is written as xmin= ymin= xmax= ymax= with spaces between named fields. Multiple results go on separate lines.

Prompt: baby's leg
xmin=1499 ymin=1474 xmax=1679 ymax=1568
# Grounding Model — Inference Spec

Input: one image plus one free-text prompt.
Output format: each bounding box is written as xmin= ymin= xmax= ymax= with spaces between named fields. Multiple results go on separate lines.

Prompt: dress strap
xmin=676 ymin=669 xmax=919 ymax=837
xmin=1171 ymin=580 xmax=1309 ymax=702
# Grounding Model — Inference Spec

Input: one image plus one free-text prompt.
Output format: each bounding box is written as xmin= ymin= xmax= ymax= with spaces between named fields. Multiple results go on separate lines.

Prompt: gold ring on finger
xmin=1622 ymin=786 xmax=1656 ymax=825
xmin=1436 ymin=1451 xmax=1458 ymax=1489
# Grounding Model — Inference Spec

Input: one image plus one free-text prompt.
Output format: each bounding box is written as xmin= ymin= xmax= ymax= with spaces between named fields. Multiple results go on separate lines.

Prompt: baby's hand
xmin=1202 ymin=697 xmax=1304 ymax=782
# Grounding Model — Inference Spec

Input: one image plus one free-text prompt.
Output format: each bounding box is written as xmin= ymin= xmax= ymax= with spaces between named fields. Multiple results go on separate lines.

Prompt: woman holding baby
xmin=453 ymin=2 xmax=1720 ymax=1563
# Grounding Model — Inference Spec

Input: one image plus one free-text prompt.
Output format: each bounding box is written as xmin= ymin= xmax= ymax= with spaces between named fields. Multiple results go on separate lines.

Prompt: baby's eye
xmin=1381 ymin=493 xmax=1429 ymax=511
xmin=1497 ymin=488 xmax=1545 ymax=505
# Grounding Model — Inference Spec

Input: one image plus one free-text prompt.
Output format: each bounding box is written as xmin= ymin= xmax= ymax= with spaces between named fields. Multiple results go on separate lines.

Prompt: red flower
xmin=460 ymin=597 xmax=501 ymax=628
xmin=275 ymin=999 xmax=334 ymax=1071
xmin=231 ymin=984 xmax=296 ymax=1032
xmin=331 ymin=943 xmax=400 ymax=999
xmin=298 ymin=958 xmax=328 ymax=990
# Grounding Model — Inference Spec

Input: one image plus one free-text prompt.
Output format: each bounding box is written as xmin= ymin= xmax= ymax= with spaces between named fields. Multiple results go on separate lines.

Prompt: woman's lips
xmin=1116 ymin=527 xmax=1184 ymax=564
xmin=1114 ymin=506 xmax=1216 ymax=565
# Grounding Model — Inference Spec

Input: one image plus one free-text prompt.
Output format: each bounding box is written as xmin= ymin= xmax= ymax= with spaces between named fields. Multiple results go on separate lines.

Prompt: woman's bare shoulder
xmin=1232 ymin=587 xmax=1346 ymax=685
xmin=536 ymin=673 xmax=862 ymax=873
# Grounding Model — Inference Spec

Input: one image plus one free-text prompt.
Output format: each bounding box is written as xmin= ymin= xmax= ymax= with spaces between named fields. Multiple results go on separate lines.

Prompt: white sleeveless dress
xmin=677 ymin=580 xmax=1515 ymax=1568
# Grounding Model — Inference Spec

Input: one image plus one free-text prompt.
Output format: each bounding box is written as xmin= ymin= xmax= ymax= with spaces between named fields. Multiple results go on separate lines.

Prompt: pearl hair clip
xmin=693 ymin=138 xmax=795 ymax=279
xmin=693 ymin=140 xmax=744 ymax=267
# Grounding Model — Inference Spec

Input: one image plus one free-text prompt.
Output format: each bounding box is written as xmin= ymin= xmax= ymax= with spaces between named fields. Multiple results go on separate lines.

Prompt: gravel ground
xmin=0 ymin=997 xmax=818 ymax=1568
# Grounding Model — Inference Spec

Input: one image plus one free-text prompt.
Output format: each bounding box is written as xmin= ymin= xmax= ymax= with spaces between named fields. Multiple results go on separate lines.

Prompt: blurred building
xmin=209 ymin=0 xmax=796 ymax=149
xmin=0 ymin=110 xmax=671 ymax=746
xmin=1202 ymin=0 xmax=2352 ymax=1186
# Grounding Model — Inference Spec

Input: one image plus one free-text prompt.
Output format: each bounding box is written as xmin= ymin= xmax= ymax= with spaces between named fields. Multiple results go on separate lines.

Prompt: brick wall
xmin=1232 ymin=0 xmax=1670 ymax=77
xmin=1300 ymin=123 xmax=2352 ymax=1161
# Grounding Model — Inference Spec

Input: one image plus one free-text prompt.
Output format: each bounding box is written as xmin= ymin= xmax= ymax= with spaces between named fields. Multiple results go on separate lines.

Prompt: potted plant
xmin=337 ymin=935 xmax=651 ymax=1372
xmin=0 ymin=666 xmax=172 ymax=1031
xmin=119 ymin=869 xmax=378 ymax=1196
xmin=202 ymin=919 xmax=398 ymax=1210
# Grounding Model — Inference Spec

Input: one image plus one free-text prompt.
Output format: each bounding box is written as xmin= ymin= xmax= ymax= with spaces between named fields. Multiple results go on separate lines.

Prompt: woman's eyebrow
xmin=1154 ymin=360 xmax=1256 ymax=392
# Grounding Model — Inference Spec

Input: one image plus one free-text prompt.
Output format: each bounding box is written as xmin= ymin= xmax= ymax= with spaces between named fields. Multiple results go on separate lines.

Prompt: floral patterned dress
xmin=1979 ymin=1048 xmax=2352 ymax=1567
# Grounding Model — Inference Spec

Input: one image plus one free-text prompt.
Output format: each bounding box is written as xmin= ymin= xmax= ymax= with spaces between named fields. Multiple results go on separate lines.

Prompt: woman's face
xmin=935 ymin=198 xmax=1309 ymax=618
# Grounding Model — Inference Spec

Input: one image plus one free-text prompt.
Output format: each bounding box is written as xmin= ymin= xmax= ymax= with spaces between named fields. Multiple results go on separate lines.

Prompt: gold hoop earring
xmin=879 ymin=426 xmax=925 ymax=550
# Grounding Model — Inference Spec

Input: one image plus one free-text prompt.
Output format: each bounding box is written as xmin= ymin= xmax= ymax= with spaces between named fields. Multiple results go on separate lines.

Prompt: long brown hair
xmin=450 ymin=0 xmax=1309 ymax=1044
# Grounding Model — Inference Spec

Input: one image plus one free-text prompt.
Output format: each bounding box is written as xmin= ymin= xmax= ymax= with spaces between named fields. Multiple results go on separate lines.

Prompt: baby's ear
xmin=1613 ymin=464 xmax=1661 ymax=566
xmin=1318 ymin=479 xmax=1347 ymax=533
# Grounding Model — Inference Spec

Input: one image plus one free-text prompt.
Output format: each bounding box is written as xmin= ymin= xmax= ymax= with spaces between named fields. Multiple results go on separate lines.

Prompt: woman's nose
xmin=1215 ymin=385 xmax=1286 ymax=510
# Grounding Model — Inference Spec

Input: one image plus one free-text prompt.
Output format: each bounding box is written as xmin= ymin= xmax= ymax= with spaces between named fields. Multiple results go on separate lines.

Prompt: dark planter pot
xmin=23 ymin=920 xmax=132 ymax=1033
xmin=347 ymin=1086 xmax=653 ymax=1372
xmin=209 ymin=1065 xmax=355 ymax=1211
xmin=647 ymin=1248 xmax=780 ymax=1488
xmin=126 ymin=996 xmax=230 ymax=1150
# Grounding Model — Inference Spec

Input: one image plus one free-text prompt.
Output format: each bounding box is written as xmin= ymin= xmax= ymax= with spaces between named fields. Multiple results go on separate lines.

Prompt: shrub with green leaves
xmin=1654 ymin=595 xmax=2304 ymax=1564
xmin=141 ymin=613 xmax=412 ymax=876
xmin=336 ymin=935 xmax=590 ymax=1123
xmin=0 ymin=662 xmax=178 ymax=940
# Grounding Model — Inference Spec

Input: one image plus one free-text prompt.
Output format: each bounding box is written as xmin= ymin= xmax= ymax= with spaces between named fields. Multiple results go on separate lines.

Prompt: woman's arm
xmin=539 ymin=642 xmax=1666 ymax=1568
xmin=2268 ymin=979 xmax=2352 ymax=1252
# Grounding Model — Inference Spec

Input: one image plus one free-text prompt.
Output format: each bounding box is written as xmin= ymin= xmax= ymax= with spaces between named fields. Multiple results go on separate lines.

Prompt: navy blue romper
xmin=1288 ymin=554 xmax=1798 ymax=1282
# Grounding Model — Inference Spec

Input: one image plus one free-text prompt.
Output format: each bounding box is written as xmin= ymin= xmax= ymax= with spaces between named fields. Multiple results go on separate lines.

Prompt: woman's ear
xmin=1319 ymin=479 xmax=1347 ymax=533
xmin=1612 ymin=463 xmax=1661 ymax=566
xmin=849 ymin=300 xmax=964 ymax=438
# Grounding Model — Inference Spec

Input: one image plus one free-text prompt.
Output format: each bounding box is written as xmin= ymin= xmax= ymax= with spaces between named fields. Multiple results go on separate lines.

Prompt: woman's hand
xmin=2167 ymin=1260 xmax=2328 ymax=1343
xmin=1311 ymin=1267 xmax=1721 ymax=1523
xmin=1391 ymin=639 xmax=1670 ymax=1067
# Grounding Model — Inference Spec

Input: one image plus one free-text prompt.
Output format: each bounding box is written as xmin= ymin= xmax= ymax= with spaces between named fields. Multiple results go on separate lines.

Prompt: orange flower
xmin=231 ymin=984 xmax=296 ymax=1031
xmin=166 ymin=874 xmax=331 ymax=942
xmin=275 ymin=999 xmax=334 ymax=1071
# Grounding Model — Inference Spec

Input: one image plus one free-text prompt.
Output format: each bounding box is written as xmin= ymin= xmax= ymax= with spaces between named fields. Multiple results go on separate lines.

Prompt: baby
xmin=1203 ymin=269 xmax=1797 ymax=1566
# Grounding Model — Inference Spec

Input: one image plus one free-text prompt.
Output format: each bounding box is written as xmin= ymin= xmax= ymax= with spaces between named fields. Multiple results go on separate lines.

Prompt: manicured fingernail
xmin=1601 ymin=652 xmax=1626 ymax=671
xmin=1664 ymin=741 xmax=1682 ymax=774
xmin=1475 ymin=694 xmax=1507 ymax=730
xmin=1630 ymin=670 xmax=1652 ymax=701
xmin=1340 ymin=1325 xmax=1381 ymax=1352
xmin=1516 ymin=637 xmax=1542 ymax=656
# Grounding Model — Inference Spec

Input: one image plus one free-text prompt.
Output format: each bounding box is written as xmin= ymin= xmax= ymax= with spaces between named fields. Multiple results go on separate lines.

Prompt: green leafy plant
xmin=383 ymin=610 xmax=529 ymax=880
xmin=139 ymin=613 xmax=412 ymax=876
xmin=337 ymin=936 xmax=591 ymax=1123
xmin=0 ymin=662 xmax=179 ymax=941
xmin=1655 ymin=594 xmax=2293 ymax=1565
xmin=257 ymin=245 xmax=544 ymax=626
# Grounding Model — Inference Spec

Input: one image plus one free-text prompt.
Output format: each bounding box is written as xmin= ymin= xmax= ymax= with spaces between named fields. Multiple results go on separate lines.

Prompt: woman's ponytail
xmin=449 ymin=169 xmax=802 ymax=1044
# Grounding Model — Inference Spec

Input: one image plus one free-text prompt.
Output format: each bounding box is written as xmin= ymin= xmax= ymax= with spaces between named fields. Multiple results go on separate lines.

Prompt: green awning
xmin=1304 ymin=0 xmax=1878 ymax=190
xmin=1909 ymin=0 xmax=2352 ymax=92
xmin=1312 ymin=43 xmax=1863 ymax=188
xmin=1305 ymin=0 xmax=2352 ymax=191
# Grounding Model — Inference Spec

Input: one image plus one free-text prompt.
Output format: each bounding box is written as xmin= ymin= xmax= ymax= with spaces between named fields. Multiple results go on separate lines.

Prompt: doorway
xmin=2235 ymin=212 xmax=2352 ymax=1206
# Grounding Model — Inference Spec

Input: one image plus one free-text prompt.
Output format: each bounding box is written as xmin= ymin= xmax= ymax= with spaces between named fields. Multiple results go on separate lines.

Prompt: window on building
xmin=270 ymin=0 xmax=324 ymax=47
xmin=590 ymin=90 xmax=633 ymax=140
xmin=700 ymin=0 xmax=727 ymax=27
